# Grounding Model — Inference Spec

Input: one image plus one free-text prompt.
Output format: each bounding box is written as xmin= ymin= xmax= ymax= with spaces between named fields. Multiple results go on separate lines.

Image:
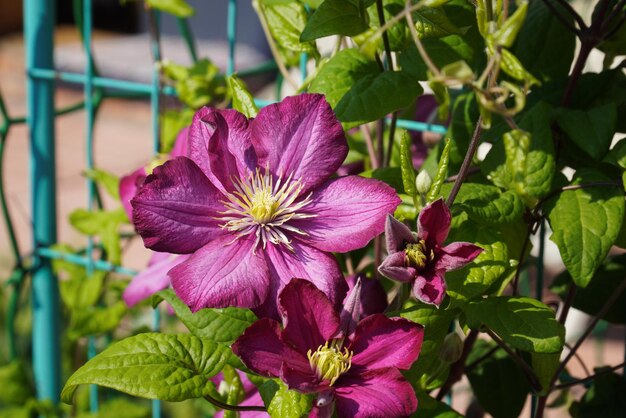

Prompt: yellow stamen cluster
xmin=307 ymin=341 xmax=353 ymax=386
xmin=405 ymin=239 xmax=434 ymax=269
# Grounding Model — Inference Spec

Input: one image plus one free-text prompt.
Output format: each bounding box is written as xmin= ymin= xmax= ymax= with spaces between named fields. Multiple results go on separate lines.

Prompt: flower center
xmin=405 ymin=240 xmax=434 ymax=269
xmin=217 ymin=168 xmax=316 ymax=251
xmin=307 ymin=340 xmax=353 ymax=386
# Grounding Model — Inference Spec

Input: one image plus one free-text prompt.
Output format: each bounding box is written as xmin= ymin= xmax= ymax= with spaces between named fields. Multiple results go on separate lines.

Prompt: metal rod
xmin=37 ymin=247 xmax=138 ymax=276
xmin=227 ymin=0 xmax=237 ymax=76
xmin=25 ymin=0 xmax=61 ymax=402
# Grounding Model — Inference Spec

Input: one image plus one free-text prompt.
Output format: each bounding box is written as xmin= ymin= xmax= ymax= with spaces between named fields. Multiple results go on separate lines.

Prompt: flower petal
xmin=334 ymin=368 xmax=418 ymax=418
xmin=170 ymin=126 xmax=190 ymax=157
xmin=349 ymin=314 xmax=424 ymax=370
xmin=278 ymin=279 xmax=341 ymax=354
xmin=437 ymin=242 xmax=483 ymax=271
xmin=281 ymin=361 xmax=326 ymax=394
xmin=413 ymin=270 xmax=447 ymax=306
xmin=417 ymin=198 xmax=451 ymax=246
xmin=253 ymin=241 xmax=346 ymax=320
xmin=123 ymin=252 xmax=189 ymax=307
xmin=252 ymin=94 xmax=348 ymax=193
xmin=232 ymin=318 xmax=288 ymax=378
xmin=119 ymin=167 xmax=146 ymax=221
xmin=378 ymin=252 xmax=416 ymax=283
xmin=169 ymin=234 xmax=269 ymax=311
xmin=385 ymin=215 xmax=416 ymax=253
xmin=188 ymin=107 xmax=256 ymax=192
xmin=131 ymin=157 xmax=226 ymax=254
xmin=293 ymin=176 xmax=401 ymax=253
xmin=345 ymin=274 xmax=388 ymax=318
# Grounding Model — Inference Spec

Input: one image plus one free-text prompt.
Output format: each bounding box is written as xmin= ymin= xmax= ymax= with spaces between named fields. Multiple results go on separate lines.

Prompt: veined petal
xmin=334 ymin=368 xmax=418 ymax=418
xmin=131 ymin=157 xmax=226 ymax=254
xmin=281 ymin=361 xmax=326 ymax=394
xmin=278 ymin=279 xmax=341 ymax=354
xmin=188 ymin=107 xmax=256 ymax=192
xmin=437 ymin=242 xmax=483 ymax=271
xmin=170 ymin=126 xmax=190 ymax=158
xmin=385 ymin=215 xmax=416 ymax=253
xmin=169 ymin=234 xmax=269 ymax=311
xmin=413 ymin=270 xmax=447 ymax=307
xmin=417 ymin=198 xmax=451 ymax=247
xmin=252 ymin=94 xmax=348 ymax=194
xmin=293 ymin=176 xmax=401 ymax=253
xmin=378 ymin=252 xmax=416 ymax=283
xmin=349 ymin=314 xmax=424 ymax=370
xmin=253 ymin=241 xmax=346 ymax=320
xmin=232 ymin=318 xmax=288 ymax=378
xmin=119 ymin=167 xmax=146 ymax=221
xmin=123 ymin=252 xmax=189 ymax=307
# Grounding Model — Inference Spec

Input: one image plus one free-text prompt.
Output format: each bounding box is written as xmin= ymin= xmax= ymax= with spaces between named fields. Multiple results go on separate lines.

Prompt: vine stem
xmin=360 ymin=0 xmax=428 ymax=53
xmin=204 ymin=395 xmax=266 ymax=412
xmin=446 ymin=117 xmax=483 ymax=207
xmin=405 ymin=0 xmax=441 ymax=77
xmin=485 ymin=329 xmax=542 ymax=392
xmin=555 ymin=362 xmax=625 ymax=389
xmin=436 ymin=329 xmax=479 ymax=401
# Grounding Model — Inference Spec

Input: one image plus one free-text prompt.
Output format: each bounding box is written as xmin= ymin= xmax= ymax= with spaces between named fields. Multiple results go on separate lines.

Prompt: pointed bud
xmin=340 ymin=277 xmax=362 ymax=337
xmin=439 ymin=332 xmax=463 ymax=363
xmin=415 ymin=170 xmax=432 ymax=195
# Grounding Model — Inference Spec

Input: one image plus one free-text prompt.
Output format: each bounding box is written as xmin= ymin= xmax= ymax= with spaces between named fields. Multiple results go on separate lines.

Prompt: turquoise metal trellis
xmin=17 ymin=0 xmax=451 ymax=415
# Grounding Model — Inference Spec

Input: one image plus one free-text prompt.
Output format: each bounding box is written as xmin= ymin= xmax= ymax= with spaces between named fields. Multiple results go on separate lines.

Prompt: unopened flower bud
xmin=415 ymin=170 xmax=432 ymax=195
xmin=439 ymin=332 xmax=463 ymax=363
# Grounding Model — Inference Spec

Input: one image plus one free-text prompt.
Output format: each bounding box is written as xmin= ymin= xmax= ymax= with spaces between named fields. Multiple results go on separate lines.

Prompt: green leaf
xmin=161 ymin=108 xmax=194 ymax=154
xmin=603 ymin=137 xmax=626 ymax=169
xmin=75 ymin=398 xmax=150 ymax=418
xmin=146 ymin=0 xmax=194 ymax=17
xmin=69 ymin=301 xmax=127 ymax=340
xmin=493 ymin=2 xmax=528 ymax=48
xmin=399 ymin=36 xmax=475 ymax=81
xmin=550 ymin=254 xmax=626 ymax=324
xmin=413 ymin=392 xmax=463 ymax=417
xmin=400 ymin=131 xmax=417 ymax=197
xmin=571 ymin=369 xmax=626 ymax=418
xmin=530 ymin=352 xmax=560 ymax=396
xmin=426 ymin=138 xmax=451 ymax=202
xmin=69 ymin=208 xmax=128 ymax=236
xmin=556 ymin=104 xmax=617 ymax=161
xmin=513 ymin=0 xmax=576 ymax=82
xmin=84 ymin=169 xmax=120 ymax=201
xmin=259 ymin=380 xmax=311 ymax=418
xmin=453 ymin=183 xmax=524 ymax=226
xmin=482 ymin=102 xmax=555 ymax=206
xmin=162 ymin=59 xmax=225 ymax=109
xmin=260 ymin=0 xmax=318 ymax=61
xmin=308 ymin=48 xmax=379 ymax=108
xmin=62 ymin=333 xmax=230 ymax=403
xmin=413 ymin=6 xmax=464 ymax=39
xmin=463 ymin=296 xmax=565 ymax=353
xmin=156 ymin=289 xmax=256 ymax=344
xmin=466 ymin=340 xmax=531 ymax=418
xmin=360 ymin=167 xmax=404 ymax=194
xmin=544 ymin=168 xmax=625 ymax=287
xmin=0 ymin=361 xmax=33 ymax=406
xmin=60 ymin=270 xmax=105 ymax=310
xmin=226 ymin=75 xmax=258 ymax=118
xmin=300 ymin=0 xmax=369 ymax=41
xmin=499 ymin=47 xmax=540 ymax=86
xmin=334 ymin=70 xmax=423 ymax=128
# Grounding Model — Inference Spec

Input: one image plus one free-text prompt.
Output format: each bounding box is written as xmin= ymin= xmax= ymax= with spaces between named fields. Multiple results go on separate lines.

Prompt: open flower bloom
xmin=120 ymin=128 xmax=190 ymax=307
xmin=131 ymin=94 xmax=400 ymax=318
xmin=379 ymin=199 xmax=483 ymax=306
xmin=232 ymin=279 xmax=424 ymax=418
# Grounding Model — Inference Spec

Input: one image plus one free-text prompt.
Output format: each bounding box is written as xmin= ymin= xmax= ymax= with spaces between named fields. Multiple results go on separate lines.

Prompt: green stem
xmin=204 ymin=394 xmax=266 ymax=412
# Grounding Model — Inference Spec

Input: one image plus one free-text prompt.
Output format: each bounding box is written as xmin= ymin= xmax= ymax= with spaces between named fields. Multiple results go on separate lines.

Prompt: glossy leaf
xmin=259 ymin=380 xmax=312 ymax=418
xmin=62 ymin=333 xmax=230 ymax=403
xmin=413 ymin=7 xmax=463 ymax=39
xmin=544 ymin=169 xmax=625 ymax=288
xmin=413 ymin=392 xmax=464 ymax=417
xmin=300 ymin=0 xmax=369 ymax=41
xmin=556 ymin=104 xmax=617 ymax=161
xmin=453 ymin=183 xmax=524 ymax=226
xmin=464 ymin=296 xmax=565 ymax=353
xmin=227 ymin=75 xmax=258 ymax=118
xmin=261 ymin=0 xmax=318 ymax=60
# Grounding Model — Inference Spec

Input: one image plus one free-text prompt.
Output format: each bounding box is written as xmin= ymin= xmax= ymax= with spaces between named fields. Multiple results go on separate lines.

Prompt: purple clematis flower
xmin=232 ymin=279 xmax=424 ymax=418
xmin=378 ymin=199 xmax=483 ymax=307
xmin=121 ymin=128 xmax=191 ymax=307
xmin=131 ymin=94 xmax=400 ymax=318
xmin=344 ymin=274 xmax=387 ymax=319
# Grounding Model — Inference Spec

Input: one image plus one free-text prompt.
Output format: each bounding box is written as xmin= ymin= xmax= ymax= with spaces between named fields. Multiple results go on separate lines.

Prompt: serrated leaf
xmin=84 ymin=169 xmax=120 ymax=201
xmin=556 ymin=104 xmax=617 ymax=161
xmin=466 ymin=340 xmax=531 ymax=418
xmin=308 ymin=48 xmax=379 ymax=108
xmin=226 ymin=75 xmax=258 ymax=118
xmin=300 ymin=0 xmax=369 ymax=41
xmin=156 ymin=289 xmax=256 ymax=344
xmin=146 ymin=0 xmax=194 ymax=17
xmin=464 ymin=296 xmax=565 ymax=353
xmin=482 ymin=102 xmax=555 ymax=206
xmin=259 ymin=380 xmax=311 ymax=418
xmin=545 ymin=169 xmax=625 ymax=288
xmin=335 ymin=71 xmax=423 ymax=128
xmin=550 ymin=254 xmax=626 ymax=324
xmin=453 ymin=183 xmax=524 ymax=226
xmin=62 ymin=333 xmax=230 ymax=403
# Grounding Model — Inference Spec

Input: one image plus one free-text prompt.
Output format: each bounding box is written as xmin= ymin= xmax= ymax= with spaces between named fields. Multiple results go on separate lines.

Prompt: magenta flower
xmin=232 ymin=279 xmax=424 ymax=418
xmin=131 ymin=94 xmax=400 ymax=318
xmin=344 ymin=274 xmax=387 ymax=319
xmin=379 ymin=199 xmax=483 ymax=306
xmin=120 ymin=127 xmax=191 ymax=307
